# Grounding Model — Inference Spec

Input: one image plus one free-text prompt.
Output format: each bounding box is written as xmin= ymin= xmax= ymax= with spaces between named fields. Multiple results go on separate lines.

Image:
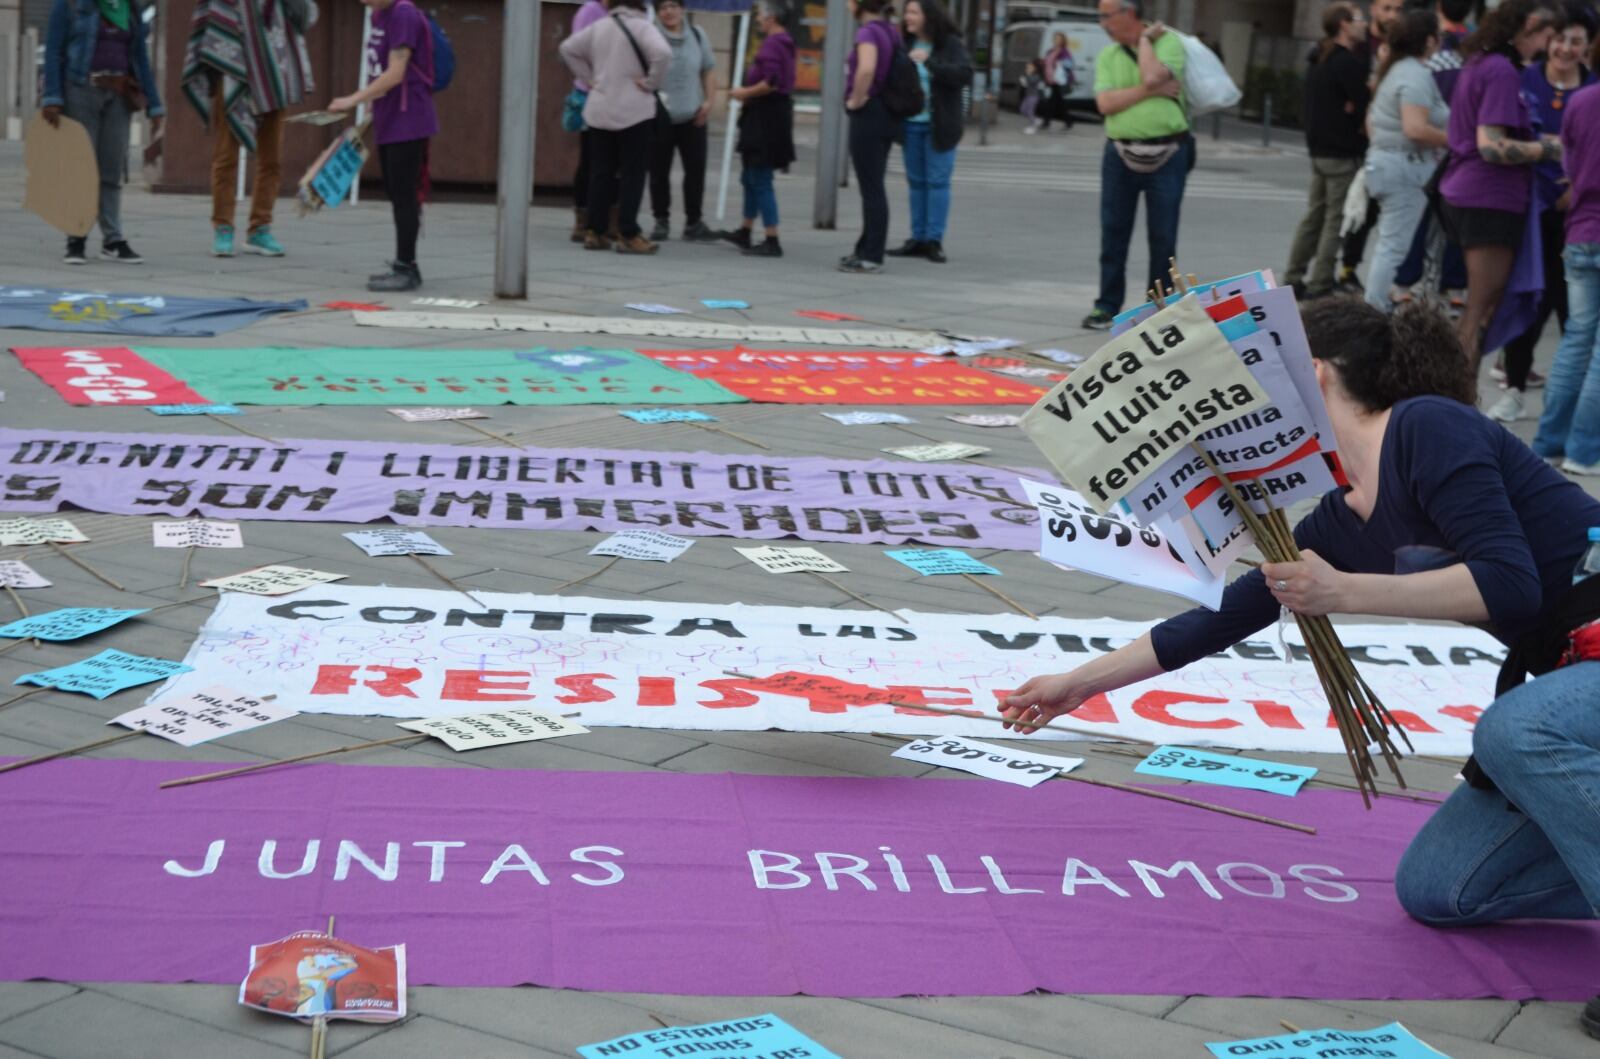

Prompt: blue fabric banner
xmin=0 ymin=286 xmax=306 ymax=338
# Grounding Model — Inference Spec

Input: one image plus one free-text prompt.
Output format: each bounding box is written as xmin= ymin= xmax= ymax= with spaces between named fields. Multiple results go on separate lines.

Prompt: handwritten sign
xmin=200 ymin=565 xmax=347 ymax=596
xmin=342 ymin=529 xmax=451 ymax=557
xmin=112 ymin=686 xmax=296 ymax=746
xmin=701 ymin=299 xmax=750 ymax=310
xmin=589 ymin=529 xmax=694 ymax=563
xmin=884 ymin=549 xmax=1000 ymax=577
xmin=15 ymin=649 xmax=192 ymax=698
xmin=626 ymin=303 xmax=686 ymax=315
xmin=397 ymin=709 xmax=589 ymax=751
xmin=1038 ymin=348 xmax=1085 ymax=365
xmin=148 ymin=403 xmax=242 ymax=416
xmin=1206 ymin=1023 xmax=1447 ymax=1059
xmin=735 ymin=546 xmax=848 ymax=574
xmin=0 ymin=607 xmax=147 ymax=642
xmin=619 ymin=409 xmax=717 ymax=424
xmin=413 ymin=297 xmax=482 ymax=308
xmin=947 ymin=413 xmax=1022 ymax=428
xmin=308 ymin=136 xmax=365 ymax=208
xmin=579 ymin=1015 xmax=840 ymax=1059
xmin=0 ymin=561 xmax=49 ymax=588
xmin=386 ymin=407 xmax=487 ymax=422
xmin=152 ymin=520 xmax=243 ymax=549
xmin=0 ymin=518 xmax=88 ymax=545
xmin=883 ymin=442 xmax=990 ymax=462
xmin=822 ymin=411 xmax=915 ymax=425
xmin=1136 ymin=745 xmax=1317 ymax=796
xmin=892 ymin=736 xmax=1083 ymax=788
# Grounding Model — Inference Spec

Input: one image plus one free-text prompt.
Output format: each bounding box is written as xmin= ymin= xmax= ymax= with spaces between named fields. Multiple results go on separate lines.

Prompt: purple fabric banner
xmin=0 ymin=429 xmax=1041 ymax=549
xmin=1 ymin=758 xmax=1592 ymax=1000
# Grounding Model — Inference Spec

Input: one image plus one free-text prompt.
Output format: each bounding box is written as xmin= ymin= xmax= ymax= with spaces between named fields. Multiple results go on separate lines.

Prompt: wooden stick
xmin=48 ymin=541 xmax=124 ymax=591
xmin=0 ymin=686 xmax=49 ymax=711
xmin=180 ymin=545 xmax=195 ymax=590
xmin=648 ymin=1014 xmax=672 ymax=1028
xmin=1056 ymin=773 xmax=1317 ymax=834
xmin=206 ymin=413 xmax=280 ymax=445
xmin=0 ymin=729 xmax=145 ymax=775
xmin=1281 ymin=1021 xmax=1302 ymax=1033
xmin=695 ymin=421 xmax=769 ymax=450
xmin=0 ymin=637 xmax=31 ymax=656
xmin=454 ymin=418 xmax=524 ymax=448
xmin=550 ymin=555 xmax=620 ymax=593
xmin=311 ymin=915 xmax=336 ymax=1059
xmin=960 ymin=572 xmax=1038 ymax=620
xmin=4 ymin=584 xmax=29 ymax=618
xmin=807 ymin=572 xmax=908 ymax=622
xmin=159 ymin=734 xmax=427 ymax=790
xmin=409 ymin=553 xmax=484 ymax=608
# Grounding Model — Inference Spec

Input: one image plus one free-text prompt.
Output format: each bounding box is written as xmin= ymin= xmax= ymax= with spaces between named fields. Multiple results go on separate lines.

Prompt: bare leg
xmin=1460 ymin=245 xmax=1515 ymax=365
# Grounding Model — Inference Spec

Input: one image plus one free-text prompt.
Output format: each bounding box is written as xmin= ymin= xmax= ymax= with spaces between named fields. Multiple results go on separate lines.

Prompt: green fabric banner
xmin=130 ymin=347 xmax=746 ymax=406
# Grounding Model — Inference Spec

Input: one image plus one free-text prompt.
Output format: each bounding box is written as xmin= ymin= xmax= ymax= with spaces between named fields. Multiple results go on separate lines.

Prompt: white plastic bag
xmin=1175 ymin=32 xmax=1240 ymax=116
xmin=1341 ymin=166 xmax=1370 ymax=237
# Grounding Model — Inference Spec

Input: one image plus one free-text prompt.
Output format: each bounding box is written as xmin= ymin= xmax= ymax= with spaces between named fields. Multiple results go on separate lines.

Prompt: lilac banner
xmin=0 ymin=429 xmax=1041 ymax=549
xmin=1 ymin=758 xmax=1592 ymax=1000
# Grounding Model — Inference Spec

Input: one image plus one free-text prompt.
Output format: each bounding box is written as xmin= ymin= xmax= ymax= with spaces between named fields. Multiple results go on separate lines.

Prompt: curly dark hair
xmin=1377 ymin=9 xmax=1438 ymax=85
xmin=903 ymin=0 xmax=960 ymax=45
xmin=1460 ymin=0 xmax=1562 ymax=62
xmin=1300 ymin=297 xmax=1476 ymax=411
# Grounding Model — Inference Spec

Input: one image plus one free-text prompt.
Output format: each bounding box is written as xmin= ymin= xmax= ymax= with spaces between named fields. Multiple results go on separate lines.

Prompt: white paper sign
xmin=343 ymin=529 xmax=451 ymax=557
xmin=152 ymin=520 xmax=244 ymax=549
xmin=822 ymin=411 xmax=916 ymax=426
xmin=412 ymin=296 xmax=483 ymax=308
xmin=386 ymin=407 xmax=487 ymax=422
xmin=1038 ymin=349 xmax=1086 ymax=365
xmin=200 ymin=565 xmax=347 ymax=596
xmin=111 ymin=686 xmax=296 ymax=746
xmin=589 ymin=530 xmax=694 ymax=563
xmin=0 ymin=561 xmax=49 ymax=588
xmin=397 ymin=708 xmax=589 ymax=751
xmin=0 ymin=517 xmax=88 ymax=545
xmin=946 ymin=414 xmax=1022 ymax=428
xmin=985 ymin=364 xmax=1061 ymax=379
xmin=883 ymin=443 xmax=990 ymax=462
xmin=893 ymin=735 xmax=1084 ymax=787
xmin=626 ymin=303 xmax=687 ymax=315
xmin=735 ymin=546 xmax=849 ymax=574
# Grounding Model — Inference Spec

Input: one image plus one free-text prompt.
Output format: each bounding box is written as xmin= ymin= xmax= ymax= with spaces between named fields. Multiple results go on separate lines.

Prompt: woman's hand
xmin=1261 ymin=549 xmax=1348 ymax=615
xmin=999 ymin=671 xmax=1095 ymax=734
xmin=41 ymin=104 xmax=61 ymax=128
xmin=329 ymin=95 xmax=358 ymax=113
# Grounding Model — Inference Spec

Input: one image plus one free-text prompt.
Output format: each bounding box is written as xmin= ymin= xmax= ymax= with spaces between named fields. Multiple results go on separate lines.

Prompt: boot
xmin=368 ymin=261 xmax=422 ymax=292
xmin=742 ymin=236 xmax=782 ymax=257
xmin=571 ymin=208 xmax=588 ymax=244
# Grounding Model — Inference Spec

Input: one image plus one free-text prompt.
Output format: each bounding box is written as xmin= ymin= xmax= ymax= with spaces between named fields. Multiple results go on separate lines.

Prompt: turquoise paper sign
xmin=701 ymin=299 xmax=750 ymax=310
xmin=619 ymin=409 xmax=717 ymax=424
xmin=148 ymin=404 xmax=242 ymax=415
xmin=1135 ymin=745 xmax=1316 ymax=796
xmin=0 ymin=607 xmax=148 ymax=642
xmin=15 ymin=649 xmax=192 ymax=699
xmin=579 ymin=1014 xmax=840 ymax=1059
xmin=885 ymin=548 xmax=1001 ymax=577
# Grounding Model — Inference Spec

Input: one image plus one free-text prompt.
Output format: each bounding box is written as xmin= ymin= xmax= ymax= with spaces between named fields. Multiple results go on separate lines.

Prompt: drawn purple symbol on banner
xmin=513 ymin=349 xmax=635 ymax=373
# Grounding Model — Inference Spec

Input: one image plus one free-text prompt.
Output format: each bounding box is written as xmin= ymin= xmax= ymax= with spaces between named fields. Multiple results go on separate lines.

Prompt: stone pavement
xmin=0 ymin=124 xmax=1594 ymax=1059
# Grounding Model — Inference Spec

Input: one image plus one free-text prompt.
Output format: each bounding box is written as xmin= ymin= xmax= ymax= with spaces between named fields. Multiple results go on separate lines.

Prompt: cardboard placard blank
xmin=24 ymin=114 xmax=99 ymax=237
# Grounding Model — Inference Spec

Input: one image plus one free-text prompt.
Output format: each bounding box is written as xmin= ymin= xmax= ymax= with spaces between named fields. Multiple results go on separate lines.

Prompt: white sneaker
xmin=1023 ymin=125 xmax=1039 ymax=135
xmin=1485 ymin=389 xmax=1524 ymax=422
xmin=1562 ymin=457 xmax=1600 ymax=476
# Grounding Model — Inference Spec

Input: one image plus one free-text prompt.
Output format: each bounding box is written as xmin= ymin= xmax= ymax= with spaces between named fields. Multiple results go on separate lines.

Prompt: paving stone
xmin=0 ymin=984 xmax=77 ymax=1025
xmin=334 ymin=1014 xmax=568 ymax=1058
xmin=83 ymin=984 xmax=393 ymax=1054
xmin=0 ymin=990 xmax=301 ymax=1059
xmin=1492 ymin=1001 xmax=1596 ymax=1058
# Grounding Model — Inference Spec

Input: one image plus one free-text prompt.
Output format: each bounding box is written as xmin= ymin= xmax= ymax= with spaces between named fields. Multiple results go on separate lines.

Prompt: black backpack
xmin=880 ymin=37 xmax=926 ymax=118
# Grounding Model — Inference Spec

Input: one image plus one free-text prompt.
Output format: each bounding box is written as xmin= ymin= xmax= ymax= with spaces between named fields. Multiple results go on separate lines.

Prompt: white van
xmin=999 ymin=15 xmax=1114 ymax=113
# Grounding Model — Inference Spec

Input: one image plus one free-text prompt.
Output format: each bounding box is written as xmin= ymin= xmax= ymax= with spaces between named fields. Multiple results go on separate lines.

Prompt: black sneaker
xmin=682 ymin=220 xmax=718 ymax=242
xmin=1081 ymin=309 xmax=1114 ymax=331
xmin=63 ymin=238 xmax=87 ymax=265
xmin=923 ymin=241 xmax=947 ymax=264
xmin=650 ymin=218 xmax=670 ymax=242
xmin=101 ymin=240 xmax=144 ymax=264
xmin=718 ymin=227 xmax=752 ymax=249
xmin=886 ymin=239 xmax=926 ymax=258
xmin=837 ymin=256 xmax=882 ymax=274
xmin=1584 ymin=995 xmax=1600 ymax=1040
xmin=742 ymin=237 xmax=783 ymax=258
xmin=368 ymin=262 xmax=422 ymax=292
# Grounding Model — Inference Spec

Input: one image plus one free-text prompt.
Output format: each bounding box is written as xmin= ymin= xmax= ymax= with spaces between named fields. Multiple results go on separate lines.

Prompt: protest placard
xmin=1038 ymin=349 xmax=1086 ymax=365
xmin=1021 ymin=297 xmax=1270 ymax=510
xmin=148 ymin=404 xmax=242 ymax=416
xmin=240 ymin=932 xmax=406 ymax=1021
xmin=24 ymin=114 xmax=98 ymax=236
xmin=626 ymin=303 xmax=686 ymax=315
xmin=947 ymin=413 xmax=1022 ymax=428
xmin=735 ymin=546 xmax=849 ymax=574
xmin=303 ymin=129 xmax=367 ymax=210
xmin=16 ymin=649 xmax=191 ymax=698
xmin=1152 ymin=508 xmax=1253 ymax=582
xmin=200 ymin=566 xmax=347 ymax=596
xmin=112 ymin=686 xmax=296 ymax=747
xmin=342 ymin=530 xmax=451 ymax=558
xmin=1110 ymin=269 xmax=1272 ymax=334
xmin=823 ymin=411 xmax=915 ymax=425
xmin=588 ymin=529 xmax=695 ymax=562
xmin=1136 ymin=745 xmax=1317 ymax=796
xmin=579 ymin=1015 xmax=840 ymax=1059
xmin=397 ymin=709 xmax=589 ymax=751
xmin=0 ymin=607 xmax=148 ymax=642
xmin=619 ymin=409 xmax=717 ymax=424
xmin=0 ymin=517 xmax=88 ymax=546
xmin=885 ymin=549 xmax=1000 ymax=577
xmin=920 ymin=337 xmax=1020 ymax=356
xmin=413 ymin=297 xmax=483 ymax=309
xmin=386 ymin=407 xmax=488 ymax=422
xmin=884 ymin=442 xmax=990 ymax=462
xmin=0 ymin=561 xmax=49 ymax=588
xmin=892 ymin=736 xmax=1083 ymax=788
xmin=1205 ymin=1022 xmax=1447 ymax=1059
xmin=701 ymin=299 xmax=750 ymax=310
xmin=152 ymin=520 xmax=243 ymax=549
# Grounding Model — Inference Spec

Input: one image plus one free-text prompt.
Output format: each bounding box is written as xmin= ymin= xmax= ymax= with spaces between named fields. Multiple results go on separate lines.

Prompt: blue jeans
xmin=1395 ymin=661 xmax=1600 ymax=925
xmin=1533 ymin=243 xmax=1600 ymax=466
xmin=1362 ymin=151 xmax=1434 ymax=312
xmin=741 ymin=165 xmax=778 ymax=229
xmin=1096 ymin=136 xmax=1193 ymax=315
xmin=902 ymin=122 xmax=955 ymax=243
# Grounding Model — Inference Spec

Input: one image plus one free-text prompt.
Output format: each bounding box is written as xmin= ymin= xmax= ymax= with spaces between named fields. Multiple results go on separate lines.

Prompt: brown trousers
xmin=209 ymin=91 xmax=285 ymax=233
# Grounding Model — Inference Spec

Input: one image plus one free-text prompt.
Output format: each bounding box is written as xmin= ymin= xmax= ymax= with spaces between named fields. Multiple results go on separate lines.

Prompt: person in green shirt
xmin=1081 ymin=0 xmax=1192 ymax=331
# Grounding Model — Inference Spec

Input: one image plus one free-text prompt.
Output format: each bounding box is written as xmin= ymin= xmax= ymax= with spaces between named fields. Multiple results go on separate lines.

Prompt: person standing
xmin=840 ymin=0 xmax=902 ymax=274
xmin=885 ymin=0 xmax=971 ymax=264
xmin=1080 ymin=0 xmax=1188 ymax=332
xmin=329 ymin=0 xmax=439 ymax=291
xmin=1038 ymin=31 xmax=1074 ymax=131
xmin=1334 ymin=0 xmax=1406 ymax=292
xmin=567 ymin=0 xmax=608 ymax=242
xmin=1284 ymin=3 xmax=1371 ymax=300
xmin=561 ymin=0 xmax=671 ymax=254
xmin=1019 ymin=59 xmax=1046 ymax=131
xmin=648 ymin=0 xmax=718 ymax=243
xmin=721 ymin=0 xmax=795 ymax=258
xmin=183 ymin=0 xmax=316 ymax=259
xmin=40 ymin=0 xmax=164 ymax=265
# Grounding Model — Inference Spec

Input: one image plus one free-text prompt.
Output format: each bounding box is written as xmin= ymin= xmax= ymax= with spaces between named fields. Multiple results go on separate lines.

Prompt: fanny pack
xmin=1113 ymin=139 xmax=1180 ymax=173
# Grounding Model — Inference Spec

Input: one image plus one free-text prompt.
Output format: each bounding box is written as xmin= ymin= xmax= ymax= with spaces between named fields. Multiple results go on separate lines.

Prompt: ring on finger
xmin=1275 ymin=579 xmax=1288 ymax=590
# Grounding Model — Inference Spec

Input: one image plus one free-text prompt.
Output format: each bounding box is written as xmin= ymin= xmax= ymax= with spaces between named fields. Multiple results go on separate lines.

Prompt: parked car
xmin=998 ymin=15 xmax=1111 ymax=112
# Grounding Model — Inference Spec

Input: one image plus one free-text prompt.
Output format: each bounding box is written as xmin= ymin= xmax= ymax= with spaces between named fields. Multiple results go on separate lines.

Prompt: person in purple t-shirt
xmin=719 ymin=0 xmax=796 ymax=258
xmin=840 ymin=0 xmax=902 ymax=273
xmin=331 ymin=0 xmax=440 ymax=292
xmin=1438 ymin=0 xmax=1562 ymax=364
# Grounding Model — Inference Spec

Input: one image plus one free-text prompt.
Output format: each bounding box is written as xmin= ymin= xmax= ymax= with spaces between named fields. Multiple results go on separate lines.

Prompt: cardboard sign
xmin=1205 ymin=1023 xmax=1447 ymax=1059
xmin=588 ymin=529 xmax=695 ymax=562
xmin=0 ymin=517 xmax=88 ymax=545
xmin=1136 ymin=745 xmax=1316 ymax=796
xmin=1021 ymin=297 xmax=1270 ymax=510
xmin=152 ymin=520 xmax=243 ymax=549
xmin=883 ymin=442 xmax=990 ymax=462
xmin=892 ymin=736 xmax=1083 ymax=788
xmin=619 ymin=409 xmax=716 ymax=424
xmin=735 ymin=546 xmax=848 ymax=574
xmin=342 ymin=529 xmax=451 ymax=557
xmin=947 ymin=413 xmax=1022 ymax=428
xmin=112 ymin=686 xmax=296 ymax=747
xmin=24 ymin=114 xmax=98 ymax=237
xmin=397 ymin=708 xmax=589 ymax=751
xmin=0 ymin=561 xmax=49 ymax=588
xmin=240 ymin=932 xmax=406 ymax=1021
xmin=884 ymin=549 xmax=1000 ymax=577
xmin=386 ymin=407 xmax=488 ymax=422
xmin=823 ymin=411 xmax=915 ymax=425
xmin=15 ymin=649 xmax=192 ymax=698
xmin=0 ymin=607 xmax=148 ymax=642
xmin=701 ymin=299 xmax=751 ymax=310
xmin=200 ymin=565 xmax=347 ymax=596
xmin=148 ymin=404 xmax=242 ymax=416
xmin=626 ymin=303 xmax=686 ymax=314
xmin=579 ymin=1015 xmax=840 ymax=1059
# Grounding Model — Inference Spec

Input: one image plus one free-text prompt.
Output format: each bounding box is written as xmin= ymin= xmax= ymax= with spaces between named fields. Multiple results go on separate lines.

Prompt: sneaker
xmin=615 ymin=234 xmax=658 ymax=255
xmin=1489 ymin=359 xmax=1506 ymax=382
xmin=649 ymin=218 xmax=670 ymax=242
xmin=1562 ymin=457 xmax=1600 ymax=476
xmin=742 ymin=237 xmax=783 ymax=257
xmin=1023 ymin=124 xmax=1039 ymax=135
xmin=101 ymin=240 xmax=143 ymax=264
xmin=682 ymin=220 xmax=718 ymax=242
xmin=837 ymin=256 xmax=882 ymax=274
xmin=1081 ymin=309 xmax=1114 ymax=331
xmin=886 ymin=239 xmax=926 ymax=258
xmin=718 ymin=227 xmax=752 ymax=250
xmin=924 ymin=241 xmax=947 ymax=264
xmin=245 ymin=227 xmax=285 ymax=257
xmin=583 ymin=231 xmax=613 ymax=251
xmin=367 ymin=262 xmax=422 ymax=292
xmin=212 ymin=226 xmax=235 ymax=257
xmin=1583 ymin=995 xmax=1600 ymax=1039
xmin=1525 ymin=370 xmax=1546 ymax=389
xmin=63 ymin=238 xmax=87 ymax=265
xmin=1485 ymin=389 xmax=1524 ymax=422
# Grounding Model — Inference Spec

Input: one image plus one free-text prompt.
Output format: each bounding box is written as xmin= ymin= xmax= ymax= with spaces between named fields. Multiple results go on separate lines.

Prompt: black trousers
xmin=848 ymin=97 xmax=896 ymax=264
xmin=1039 ymin=84 xmax=1072 ymax=128
xmin=573 ymin=129 xmax=593 ymax=210
xmin=1502 ymin=207 xmax=1570 ymax=389
xmin=649 ymin=120 xmax=708 ymax=225
xmin=587 ymin=119 xmax=654 ymax=240
xmin=1342 ymin=196 xmax=1379 ymax=270
xmin=379 ymin=138 xmax=427 ymax=266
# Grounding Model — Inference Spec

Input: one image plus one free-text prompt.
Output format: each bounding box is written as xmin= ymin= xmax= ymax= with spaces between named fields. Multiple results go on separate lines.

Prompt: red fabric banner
xmin=642 ymin=347 xmax=1047 ymax=405
xmin=11 ymin=347 xmax=210 ymax=406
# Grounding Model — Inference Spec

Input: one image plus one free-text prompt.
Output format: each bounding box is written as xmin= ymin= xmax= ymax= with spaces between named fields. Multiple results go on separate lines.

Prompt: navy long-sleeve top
xmin=1152 ymin=397 xmax=1600 ymax=671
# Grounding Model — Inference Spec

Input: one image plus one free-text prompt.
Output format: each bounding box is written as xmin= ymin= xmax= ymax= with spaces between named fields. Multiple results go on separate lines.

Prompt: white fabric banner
xmin=148 ymin=587 xmax=1501 ymax=754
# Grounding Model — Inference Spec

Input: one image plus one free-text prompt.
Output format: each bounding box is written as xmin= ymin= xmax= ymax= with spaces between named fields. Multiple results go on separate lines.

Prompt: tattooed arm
xmin=1476 ymin=124 xmax=1562 ymax=165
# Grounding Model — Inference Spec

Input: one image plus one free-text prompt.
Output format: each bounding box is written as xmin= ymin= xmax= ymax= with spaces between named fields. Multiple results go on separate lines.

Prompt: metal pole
xmin=813 ymin=0 xmax=850 ymax=228
xmin=353 ymin=7 xmax=372 ymax=204
xmin=1261 ymin=92 xmax=1271 ymax=148
xmin=495 ymin=0 xmax=540 ymax=299
xmin=715 ymin=11 xmax=752 ymax=221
